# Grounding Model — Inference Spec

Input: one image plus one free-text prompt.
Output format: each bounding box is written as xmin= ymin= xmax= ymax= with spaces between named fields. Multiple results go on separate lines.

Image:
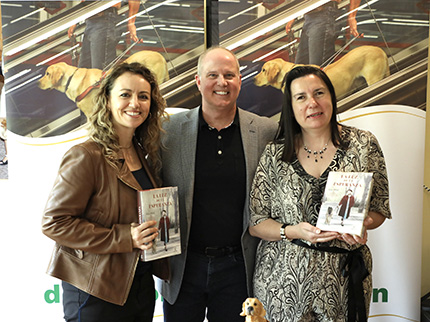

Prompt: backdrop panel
xmin=339 ymin=105 xmax=424 ymax=322
xmin=0 ymin=104 xmax=424 ymax=321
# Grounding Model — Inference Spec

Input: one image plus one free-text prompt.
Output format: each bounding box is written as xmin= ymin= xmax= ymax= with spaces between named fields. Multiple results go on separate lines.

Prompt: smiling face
xmin=290 ymin=74 xmax=333 ymax=133
xmin=196 ymin=48 xmax=242 ymax=112
xmin=108 ymin=72 xmax=151 ymax=137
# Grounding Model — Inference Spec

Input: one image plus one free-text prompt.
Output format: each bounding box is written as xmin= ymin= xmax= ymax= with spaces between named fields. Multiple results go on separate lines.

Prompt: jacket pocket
xmin=47 ymin=245 xmax=95 ymax=291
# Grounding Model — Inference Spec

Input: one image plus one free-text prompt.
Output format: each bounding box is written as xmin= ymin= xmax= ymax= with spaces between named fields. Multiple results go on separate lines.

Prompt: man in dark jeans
xmin=160 ymin=46 xmax=278 ymax=322
xmin=68 ymin=1 xmax=142 ymax=70
xmin=286 ymin=0 xmax=361 ymax=66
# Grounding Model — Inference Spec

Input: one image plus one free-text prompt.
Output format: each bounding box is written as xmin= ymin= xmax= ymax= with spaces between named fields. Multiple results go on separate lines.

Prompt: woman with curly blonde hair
xmin=90 ymin=62 xmax=166 ymax=181
xmin=43 ymin=62 xmax=169 ymax=322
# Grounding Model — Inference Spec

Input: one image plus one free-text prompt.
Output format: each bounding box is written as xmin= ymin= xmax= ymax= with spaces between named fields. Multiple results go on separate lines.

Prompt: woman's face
xmin=108 ymin=72 xmax=151 ymax=135
xmin=290 ymin=74 xmax=333 ymax=133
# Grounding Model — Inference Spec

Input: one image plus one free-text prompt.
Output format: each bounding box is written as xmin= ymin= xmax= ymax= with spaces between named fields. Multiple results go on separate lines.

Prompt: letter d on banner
xmin=44 ymin=284 xmax=60 ymax=304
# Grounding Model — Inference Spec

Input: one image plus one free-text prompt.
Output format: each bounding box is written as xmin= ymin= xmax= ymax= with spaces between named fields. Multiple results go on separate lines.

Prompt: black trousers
xmin=62 ymin=269 xmax=155 ymax=322
xmin=163 ymin=250 xmax=248 ymax=322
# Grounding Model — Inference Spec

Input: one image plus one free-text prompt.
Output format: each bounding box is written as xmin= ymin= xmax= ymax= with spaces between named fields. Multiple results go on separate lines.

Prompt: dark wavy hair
xmin=89 ymin=62 xmax=167 ymax=181
xmin=275 ymin=65 xmax=346 ymax=162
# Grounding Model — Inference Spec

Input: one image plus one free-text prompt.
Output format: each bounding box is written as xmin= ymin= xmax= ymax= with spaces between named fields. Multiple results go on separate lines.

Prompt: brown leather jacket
xmin=42 ymin=139 xmax=168 ymax=306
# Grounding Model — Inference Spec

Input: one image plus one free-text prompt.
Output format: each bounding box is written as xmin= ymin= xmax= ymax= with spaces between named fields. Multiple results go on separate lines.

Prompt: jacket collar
xmin=116 ymin=138 xmax=158 ymax=191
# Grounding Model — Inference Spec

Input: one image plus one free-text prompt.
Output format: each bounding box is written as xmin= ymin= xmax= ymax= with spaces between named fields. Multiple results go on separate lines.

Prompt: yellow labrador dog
xmin=240 ymin=298 xmax=269 ymax=322
xmin=254 ymin=45 xmax=389 ymax=99
xmin=38 ymin=50 xmax=169 ymax=118
xmin=123 ymin=50 xmax=169 ymax=84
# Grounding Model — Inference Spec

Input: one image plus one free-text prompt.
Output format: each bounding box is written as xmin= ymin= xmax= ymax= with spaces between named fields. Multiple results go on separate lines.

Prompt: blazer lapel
xmin=239 ymin=108 xmax=258 ymax=183
xmin=238 ymin=108 xmax=259 ymax=230
xmin=180 ymin=108 xmax=199 ymax=219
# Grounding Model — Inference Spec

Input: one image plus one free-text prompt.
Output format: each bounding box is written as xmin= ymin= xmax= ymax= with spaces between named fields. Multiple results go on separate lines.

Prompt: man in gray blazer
xmin=160 ymin=46 xmax=278 ymax=322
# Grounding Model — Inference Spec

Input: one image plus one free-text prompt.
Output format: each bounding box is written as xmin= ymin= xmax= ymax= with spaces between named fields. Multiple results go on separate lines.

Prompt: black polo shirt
xmin=188 ymin=108 xmax=246 ymax=248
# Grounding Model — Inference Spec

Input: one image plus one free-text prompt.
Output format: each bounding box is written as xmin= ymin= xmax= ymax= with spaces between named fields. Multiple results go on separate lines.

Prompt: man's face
xmin=196 ymin=48 xmax=242 ymax=112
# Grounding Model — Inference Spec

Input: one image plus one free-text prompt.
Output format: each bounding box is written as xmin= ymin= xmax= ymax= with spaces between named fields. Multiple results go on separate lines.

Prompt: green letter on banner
xmin=44 ymin=284 xmax=60 ymax=303
xmin=372 ymin=288 xmax=388 ymax=303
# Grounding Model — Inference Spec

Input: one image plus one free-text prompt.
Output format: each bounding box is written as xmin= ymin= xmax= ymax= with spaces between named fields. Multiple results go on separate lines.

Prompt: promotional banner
xmin=0 ymin=104 xmax=423 ymax=321
xmin=339 ymin=105 xmax=424 ymax=321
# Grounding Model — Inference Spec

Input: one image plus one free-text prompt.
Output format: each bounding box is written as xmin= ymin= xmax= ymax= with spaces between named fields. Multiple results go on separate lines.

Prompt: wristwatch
xmin=280 ymin=223 xmax=292 ymax=241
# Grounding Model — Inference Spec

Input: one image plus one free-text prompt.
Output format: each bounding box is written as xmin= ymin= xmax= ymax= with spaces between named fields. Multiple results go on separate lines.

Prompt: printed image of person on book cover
xmin=159 ymin=209 xmax=171 ymax=251
xmin=338 ymin=189 xmax=355 ymax=226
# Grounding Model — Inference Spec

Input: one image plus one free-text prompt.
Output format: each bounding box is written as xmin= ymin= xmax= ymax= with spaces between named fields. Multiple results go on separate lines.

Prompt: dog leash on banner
xmin=75 ymin=41 xmax=140 ymax=103
xmin=70 ymin=34 xmax=78 ymax=66
xmin=103 ymin=40 xmax=139 ymax=73
xmin=361 ymin=0 xmax=398 ymax=71
xmin=321 ymin=34 xmax=359 ymax=69
xmin=139 ymin=0 xmax=177 ymax=78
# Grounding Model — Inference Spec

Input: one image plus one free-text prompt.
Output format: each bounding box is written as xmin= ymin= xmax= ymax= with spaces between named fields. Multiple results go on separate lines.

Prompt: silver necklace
xmin=303 ymin=142 xmax=329 ymax=163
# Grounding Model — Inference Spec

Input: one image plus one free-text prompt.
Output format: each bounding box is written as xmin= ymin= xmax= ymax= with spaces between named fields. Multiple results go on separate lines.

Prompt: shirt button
xmin=218 ymin=135 xmax=222 ymax=140
xmin=218 ymin=150 xmax=222 ymax=155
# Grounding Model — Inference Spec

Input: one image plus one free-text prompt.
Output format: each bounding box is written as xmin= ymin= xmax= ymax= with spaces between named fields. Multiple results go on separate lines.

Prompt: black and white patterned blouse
xmin=249 ymin=125 xmax=391 ymax=322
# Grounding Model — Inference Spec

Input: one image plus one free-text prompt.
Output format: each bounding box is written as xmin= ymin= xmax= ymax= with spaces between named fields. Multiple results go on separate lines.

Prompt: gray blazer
xmin=160 ymin=106 xmax=278 ymax=304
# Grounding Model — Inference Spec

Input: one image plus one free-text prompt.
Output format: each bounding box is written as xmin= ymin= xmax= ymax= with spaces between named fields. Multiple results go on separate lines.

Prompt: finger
xmin=363 ymin=216 xmax=373 ymax=227
xmin=140 ymin=220 xmax=157 ymax=229
xmin=316 ymin=236 xmax=337 ymax=243
xmin=137 ymin=231 xmax=158 ymax=247
xmin=314 ymin=232 xmax=339 ymax=243
xmin=140 ymin=227 xmax=158 ymax=239
xmin=318 ymin=230 xmax=340 ymax=237
xmin=352 ymin=233 xmax=367 ymax=245
xmin=140 ymin=241 xmax=153 ymax=251
xmin=341 ymin=233 xmax=356 ymax=245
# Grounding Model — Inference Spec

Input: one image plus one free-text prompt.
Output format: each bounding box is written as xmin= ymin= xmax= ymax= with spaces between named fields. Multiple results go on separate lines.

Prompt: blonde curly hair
xmin=89 ymin=62 xmax=167 ymax=183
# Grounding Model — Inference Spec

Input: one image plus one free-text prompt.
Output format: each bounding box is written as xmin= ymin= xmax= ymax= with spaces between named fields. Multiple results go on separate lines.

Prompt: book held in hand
xmin=316 ymin=172 xmax=373 ymax=237
xmin=137 ymin=186 xmax=181 ymax=261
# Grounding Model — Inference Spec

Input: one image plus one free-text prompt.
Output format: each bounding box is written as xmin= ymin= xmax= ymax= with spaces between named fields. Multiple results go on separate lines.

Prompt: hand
xmin=347 ymin=17 xmax=363 ymax=38
xmin=338 ymin=230 xmax=367 ymax=245
xmin=131 ymin=220 xmax=158 ymax=250
xmin=295 ymin=222 xmax=339 ymax=244
xmin=68 ymin=24 xmax=76 ymax=38
xmin=128 ymin=22 xmax=142 ymax=43
xmin=338 ymin=216 xmax=372 ymax=245
xmin=285 ymin=19 xmax=295 ymax=34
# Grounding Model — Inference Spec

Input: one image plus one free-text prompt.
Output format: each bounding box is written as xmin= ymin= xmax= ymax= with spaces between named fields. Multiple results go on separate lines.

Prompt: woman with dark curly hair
xmin=42 ymin=62 xmax=169 ymax=322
